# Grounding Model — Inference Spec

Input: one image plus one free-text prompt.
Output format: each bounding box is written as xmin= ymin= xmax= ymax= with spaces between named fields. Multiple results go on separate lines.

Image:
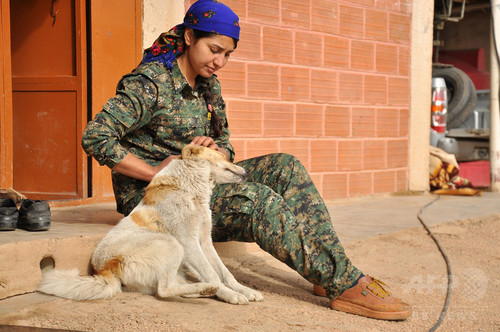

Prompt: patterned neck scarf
xmin=141 ymin=0 xmax=240 ymax=69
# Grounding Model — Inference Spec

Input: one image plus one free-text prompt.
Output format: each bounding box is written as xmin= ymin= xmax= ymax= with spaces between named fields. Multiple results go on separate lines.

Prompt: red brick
xmin=364 ymin=74 xmax=388 ymax=105
xmin=351 ymin=40 xmax=375 ymax=72
xmin=324 ymin=35 xmax=350 ymax=69
xmin=399 ymin=108 xmax=409 ymax=137
xmin=376 ymin=43 xmax=398 ymax=74
xmin=311 ymin=0 xmax=338 ymax=34
xmin=247 ymin=63 xmax=280 ymax=99
xmin=217 ymin=61 xmax=246 ymax=97
xmin=280 ymin=139 xmax=310 ymax=169
xmin=365 ymin=9 xmax=388 ymax=42
xmin=387 ymin=139 xmax=408 ymax=168
xmin=282 ymin=0 xmax=311 ymax=29
xmin=399 ymin=46 xmax=410 ymax=76
xmin=376 ymin=107 xmax=400 ymax=137
xmin=310 ymin=140 xmax=337 ymax=172
xmin=338 ymin=140 xmax=363 ymax=171
xmin=400 ymin=0 xmax=411 ymax=14
xmin=281 ymin=66 xmax=310 ymax=101
xmin=263 ymin=102 xmax=295 ymax=136
xmin=323 ymin=173 xmax=348 ymax=199
xmin=263 ymin=26 xmax=293 ymax=64
xmin=311 ymin=69 xmax=337 ymax=103
xmin=309 ymin=172 xmax=323 ymax=195
xmin=373 ymin=170 xmax=397 ymax=193
xmin=338 ymin=72 xmax=363 ymax=103
xmin=235 ymin=22 xmax=262 ymax=61
xmin=184 ymin=0 xmax=196 ymax=11
xmin=349 ymin=172 xmax=373 ymax=197
xmin=376 ymin=0 xmax=399 ymax=11
xmin=248 ymin=0 xmax=280 ymax=25
xmin=339 ymin=4 xmax=364 ymax=39
xmin=295 ymin=32 xmax=322 ymax=67
xmin=325 ymin=106 xmax=351 ymax=137
xmin=352 ymin=107 xmax=375 ymax=137
xmin=389 ymin=13 xmax=411 ymax=44
xmin=349 ymin=0 xmax=375 ymax=6
xmin=296 ymin=104 xmax=324 ymax=136
xmin=230 ymin=139 xmax=247 ymax=162
xmin=363 ymin=140 xmax=386 ymax=170
xmin=222 ymin=1 xmax=246 ymax=19
xmin=226 ymin=100 xmax=263 ymax=137
xmin=396 ymin=168 xmax=408 ymax=191
xmin=246 ymin=139 xmax=280 ymax=158
xmin=388 ymin=77 xmax=409 ymax=105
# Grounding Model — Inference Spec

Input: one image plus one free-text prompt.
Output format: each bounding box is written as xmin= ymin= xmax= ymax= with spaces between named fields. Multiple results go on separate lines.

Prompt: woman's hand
xmin=190 ymin=136 xmax=218 ymax=149
xmin=190 ymin=136 xmax=229 ymax=160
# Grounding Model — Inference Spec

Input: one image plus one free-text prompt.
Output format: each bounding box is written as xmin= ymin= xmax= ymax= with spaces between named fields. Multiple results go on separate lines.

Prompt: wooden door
xmin=10 ymin=0 xmax=87 ymax=201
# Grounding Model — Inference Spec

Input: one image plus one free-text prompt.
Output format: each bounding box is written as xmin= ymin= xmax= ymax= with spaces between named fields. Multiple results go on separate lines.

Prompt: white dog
xmin=38 ymin=145 xmax=263 ymax=305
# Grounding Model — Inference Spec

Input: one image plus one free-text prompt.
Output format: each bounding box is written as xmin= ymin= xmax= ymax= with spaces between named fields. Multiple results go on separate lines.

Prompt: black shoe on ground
xmin=18 ymin=199 xmax=51 ymax=231
xmin=0 ymin=198 xmax=19 ymax=231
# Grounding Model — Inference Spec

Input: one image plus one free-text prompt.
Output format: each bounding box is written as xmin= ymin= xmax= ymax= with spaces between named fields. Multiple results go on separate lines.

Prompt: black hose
xmin=417 ymin=195 xmax=452 ymax=332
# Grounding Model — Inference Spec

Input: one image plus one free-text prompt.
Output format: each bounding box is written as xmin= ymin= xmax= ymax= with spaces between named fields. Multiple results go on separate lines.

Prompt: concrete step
xmin=0 ymin=222 xmax=112 ymax=299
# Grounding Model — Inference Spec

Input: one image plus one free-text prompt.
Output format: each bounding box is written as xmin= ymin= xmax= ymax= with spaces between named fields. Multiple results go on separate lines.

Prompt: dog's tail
xmin=38 ymin=268 xmax=121 ymax=301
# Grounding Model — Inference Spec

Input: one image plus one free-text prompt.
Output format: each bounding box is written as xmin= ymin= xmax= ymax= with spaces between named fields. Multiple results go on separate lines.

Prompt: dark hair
xmin=192 ymin=29 xmax=239 ymax=49
xmin=203 ymin=91 xmax=223 ymax=138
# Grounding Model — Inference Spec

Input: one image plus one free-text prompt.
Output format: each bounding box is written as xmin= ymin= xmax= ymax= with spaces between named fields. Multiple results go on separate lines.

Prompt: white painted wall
xmin=409 ymin=0 xmax=434 ymax=191
xmin=142 ymin=0 xmax=185 ymax=50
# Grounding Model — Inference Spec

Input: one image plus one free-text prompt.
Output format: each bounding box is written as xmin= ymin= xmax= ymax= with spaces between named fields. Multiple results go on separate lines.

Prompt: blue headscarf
xmin=141 ymin=0 xmax=240 ymax=68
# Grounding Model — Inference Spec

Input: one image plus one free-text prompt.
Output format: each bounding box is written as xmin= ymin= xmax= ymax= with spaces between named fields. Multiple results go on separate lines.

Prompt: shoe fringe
xmin=367 ymin=276 xmax=391 ymax=298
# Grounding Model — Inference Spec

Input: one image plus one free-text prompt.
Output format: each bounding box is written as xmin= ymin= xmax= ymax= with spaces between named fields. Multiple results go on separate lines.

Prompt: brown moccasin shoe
xmin=313 ymin=275 xmax=412 ymax=320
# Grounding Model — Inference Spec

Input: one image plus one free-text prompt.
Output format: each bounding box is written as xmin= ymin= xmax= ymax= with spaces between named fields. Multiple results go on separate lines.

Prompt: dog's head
xmin=181 ymin=145 xmax=247 ymax=184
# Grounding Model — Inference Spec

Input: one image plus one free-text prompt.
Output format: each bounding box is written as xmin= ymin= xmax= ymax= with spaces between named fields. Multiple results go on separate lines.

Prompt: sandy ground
xmin=0 ymin=214 xmax=499 ymax=332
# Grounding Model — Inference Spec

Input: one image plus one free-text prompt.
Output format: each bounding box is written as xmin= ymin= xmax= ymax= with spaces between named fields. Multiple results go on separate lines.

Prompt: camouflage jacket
xmin=81 ymin=59 xmax=234 ymax=212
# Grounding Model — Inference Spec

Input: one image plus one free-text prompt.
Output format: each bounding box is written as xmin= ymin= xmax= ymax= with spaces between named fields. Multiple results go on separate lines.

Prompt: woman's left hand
xmin=190 ymin=136 xmax=218 ymax=149
xmin=190 ymin=136 xmax=229 ymax=160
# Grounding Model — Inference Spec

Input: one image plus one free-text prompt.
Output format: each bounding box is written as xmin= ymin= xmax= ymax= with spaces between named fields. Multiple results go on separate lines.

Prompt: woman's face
xmin=185 ymin=29 xmax=235 ymax=78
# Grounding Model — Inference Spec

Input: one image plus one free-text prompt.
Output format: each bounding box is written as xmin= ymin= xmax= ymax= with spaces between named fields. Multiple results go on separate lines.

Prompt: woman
xmin=82 ymin=0 xmax=411 ymax=320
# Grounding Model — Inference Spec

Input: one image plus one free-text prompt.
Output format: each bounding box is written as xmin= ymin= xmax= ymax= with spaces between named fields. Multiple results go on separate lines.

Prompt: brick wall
xmin=187 ymin=0 xmax=412 ymax=199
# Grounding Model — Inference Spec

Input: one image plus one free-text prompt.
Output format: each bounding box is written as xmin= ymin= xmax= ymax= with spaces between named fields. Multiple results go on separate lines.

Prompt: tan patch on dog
xmin=143 ymin=175 xmax=179 ymax=206
xmin=97 ymin=255 xmax=123 ymax=278
xmin=130 ymin=209 xmax=161 ymax=232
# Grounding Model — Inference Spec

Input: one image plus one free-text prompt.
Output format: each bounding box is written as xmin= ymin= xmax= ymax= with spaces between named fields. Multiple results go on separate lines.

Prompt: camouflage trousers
xmin=210 ymin=153 xmax=362 ymax=299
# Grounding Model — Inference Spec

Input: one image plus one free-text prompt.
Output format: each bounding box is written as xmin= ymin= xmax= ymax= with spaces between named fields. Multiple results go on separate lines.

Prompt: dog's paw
xmin=229 ymin=284 xmax=264 ymax=302
xmin=217 ymin=287 xmax=249 ymax=305
xmin=243 ymin=289 xmax=263 ymax=302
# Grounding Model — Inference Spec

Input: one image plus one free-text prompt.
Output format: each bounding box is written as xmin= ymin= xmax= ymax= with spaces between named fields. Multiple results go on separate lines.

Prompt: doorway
xmin=9 ymin=0 xmax=87 ymax=200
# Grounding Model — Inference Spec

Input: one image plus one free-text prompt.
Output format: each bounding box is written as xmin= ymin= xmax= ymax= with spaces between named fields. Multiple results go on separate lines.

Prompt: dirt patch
xmin=1 ymin=215 xmax=499 ymax=331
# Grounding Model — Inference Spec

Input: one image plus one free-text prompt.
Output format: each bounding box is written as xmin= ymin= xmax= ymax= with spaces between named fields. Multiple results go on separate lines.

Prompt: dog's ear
xmin=181 ymin=144 xmax=205 ymax=159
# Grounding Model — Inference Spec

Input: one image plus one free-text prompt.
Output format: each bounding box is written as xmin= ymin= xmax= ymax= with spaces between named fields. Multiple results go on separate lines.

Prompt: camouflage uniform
xmin=82 ymin=60 xmax=362 ymax=299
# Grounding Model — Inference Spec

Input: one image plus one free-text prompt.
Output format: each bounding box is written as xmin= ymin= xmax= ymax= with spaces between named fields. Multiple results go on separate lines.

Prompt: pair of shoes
xmin=0 ymin=198 xmax=19 ymax=231
xmin=0 ymin=199 xmax=51 ymax=231
xmin=313 ymin=275 xmax=412 ymax=320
